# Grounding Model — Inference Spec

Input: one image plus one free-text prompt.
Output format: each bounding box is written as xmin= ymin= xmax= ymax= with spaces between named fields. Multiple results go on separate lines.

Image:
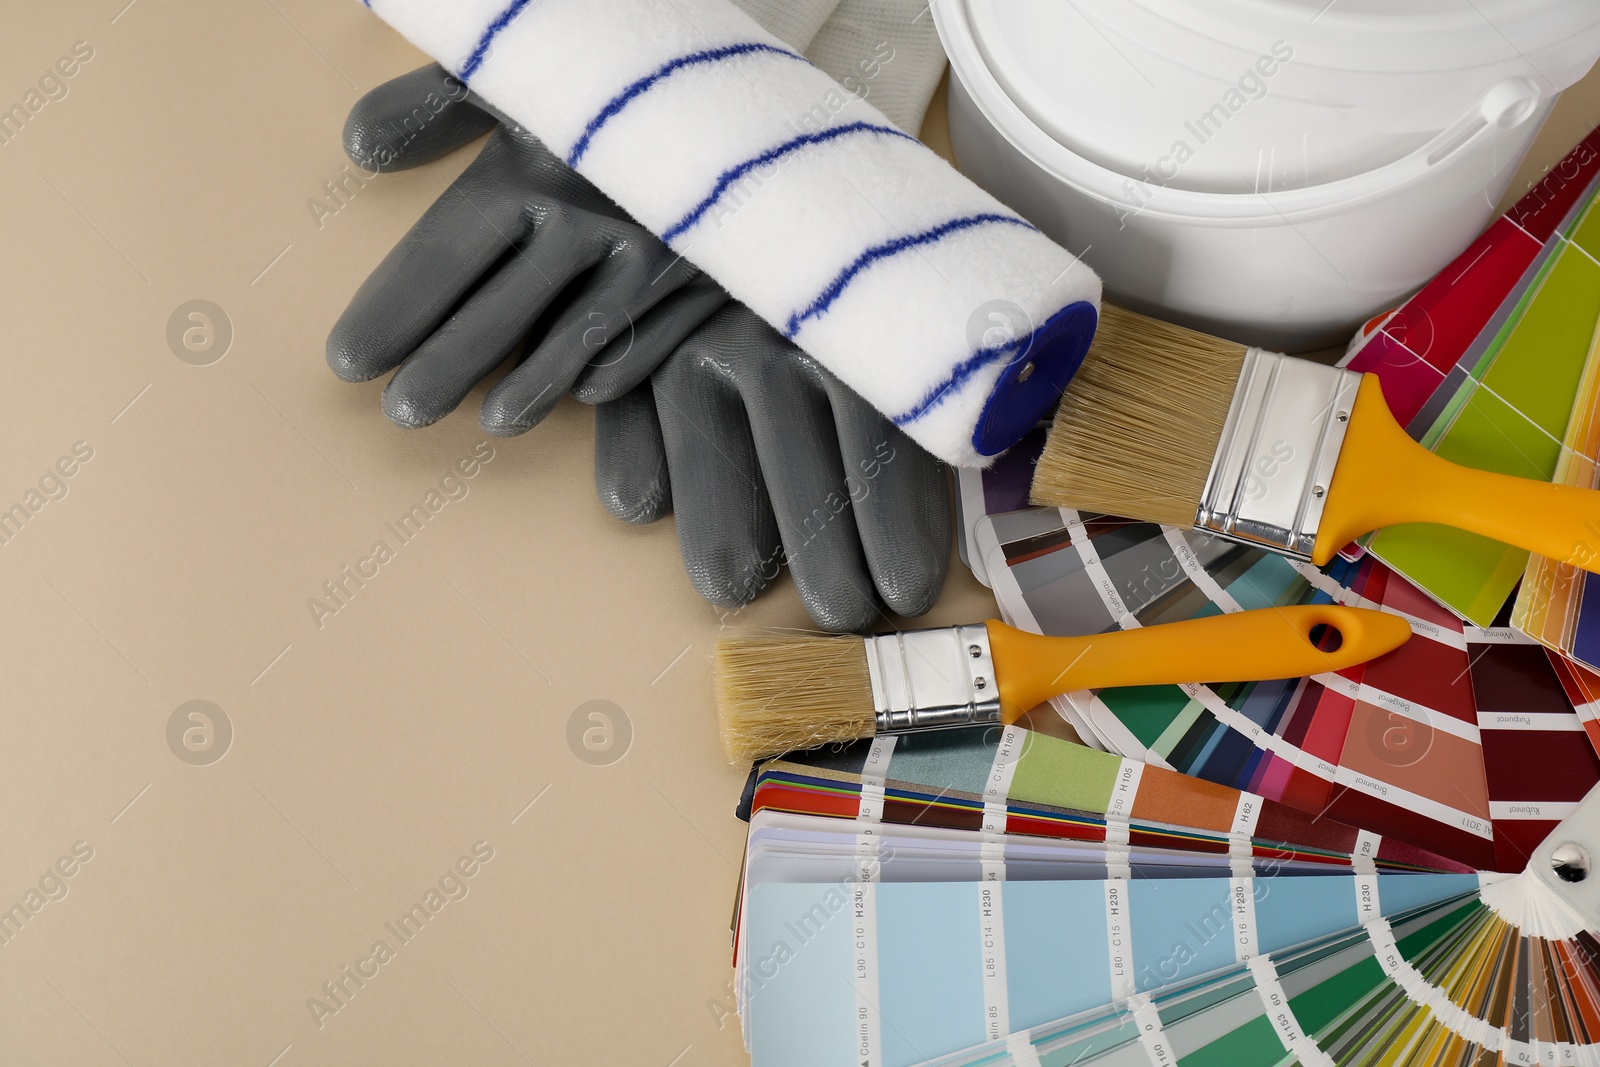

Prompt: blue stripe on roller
xmin=660 ymin=121 xmax=917 ymax=244
xmin=784 ymin=213 xmax=1036 ymax=337
xmin=567 ymin=43 xmax=805 ymax=168
xmin=891 ymin=342 xmax=1024 ymax=427
xmin=891 ymin=301 xmax=1096 ymax=430
xmin=459 ymin=0 xmax=539 ymax=82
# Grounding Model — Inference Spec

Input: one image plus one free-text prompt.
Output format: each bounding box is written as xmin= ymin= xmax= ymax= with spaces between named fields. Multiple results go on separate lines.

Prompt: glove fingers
xmin=824 ymin=379 xmax=952 ymax=618
xmin=594 ymin=385 xmax=671 ymax=525
xmin=571 ymin=276 xmax=730 ymax=405
xmin=653 ymin=349 xmax=782 ymax=611
xmin=478 ymin=246 xmax=697 ymax=433
xmin=726 ymin=318 xmax=883 ymax=633
xmin=382 ymin=233 xmax=600 ymax=428
xmin=327 ymin=138 xmax=535 ymax=384
xmin=343 ymin=64 xmax=495 ymax=173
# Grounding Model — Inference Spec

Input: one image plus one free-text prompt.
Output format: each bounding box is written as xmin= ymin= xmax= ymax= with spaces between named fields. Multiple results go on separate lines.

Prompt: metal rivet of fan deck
xmin=1552 ymin=841 xmax=1591 ymax=883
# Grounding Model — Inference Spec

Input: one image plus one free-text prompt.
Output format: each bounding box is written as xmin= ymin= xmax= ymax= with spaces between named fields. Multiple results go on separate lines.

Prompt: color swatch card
xmin=955 ymin=428 xmax=1047 ymax=587
xmin=1468 ymin=626 xmax=1600 ymax=872
xmin=1513 ymin=311 xmax=1600 ymax=671
xmin=740 ymin=854 xmax=1481 ymax=1066
xmin=1552 ymin=654 xmax=1600 ymax=760
xmin=972 ymin=506 xmax=1497 ymax=869
xmin=1342 ymin=124 xmax=1600 ymax=626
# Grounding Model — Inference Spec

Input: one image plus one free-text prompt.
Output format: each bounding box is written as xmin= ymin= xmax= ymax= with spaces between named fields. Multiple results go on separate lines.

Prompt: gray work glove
xmin=331 ymin=66 xmax=951 ymax=631
xmin=327 ymin=65 xmax=726 ymax=433
xmin=583 ymin=308 xmax=950 ymax=632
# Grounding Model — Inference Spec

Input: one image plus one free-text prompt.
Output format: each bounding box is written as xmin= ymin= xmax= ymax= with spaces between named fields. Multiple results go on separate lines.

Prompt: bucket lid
xmin=1130 ymin=0 xmax=1600 ymax=79
xmin=948 ymin=0 xmax=1600 ymax=191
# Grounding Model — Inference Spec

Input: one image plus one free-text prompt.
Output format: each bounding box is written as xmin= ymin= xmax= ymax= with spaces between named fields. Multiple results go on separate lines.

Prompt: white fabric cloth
xmin=803 ymin=0 xmax=948 ymax=135
xmin=731 ymin=0 xmax=838 ymax=60
xmin=357 ymin=0 xmax=1100 ymax=466
xmin=739 ymin=0 xmax=946 ymax=135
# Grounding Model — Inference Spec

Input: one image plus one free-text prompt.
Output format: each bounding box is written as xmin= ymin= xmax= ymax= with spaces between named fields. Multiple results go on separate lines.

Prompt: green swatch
xmin=1369 ymin=237 xmax=1600 ymax=624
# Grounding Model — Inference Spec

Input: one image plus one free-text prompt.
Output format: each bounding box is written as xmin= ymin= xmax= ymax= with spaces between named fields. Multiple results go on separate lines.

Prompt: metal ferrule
xmin=1195 ymin=348 xmax=1361 ymax=558
xmin=864 ymin=624 xmax=1002 ymax=736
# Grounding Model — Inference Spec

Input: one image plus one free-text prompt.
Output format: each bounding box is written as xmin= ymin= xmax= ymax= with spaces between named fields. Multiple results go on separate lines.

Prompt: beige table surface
xmin=2 ymin=4 xmax=1598 ymax=1065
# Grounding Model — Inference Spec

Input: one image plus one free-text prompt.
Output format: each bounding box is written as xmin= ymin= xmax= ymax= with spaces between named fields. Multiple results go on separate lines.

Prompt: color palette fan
xmin=734 ymin=733 xmax=1600 ymax=1067
xmin=732 ymin=739 xmax=1600 ymax=1062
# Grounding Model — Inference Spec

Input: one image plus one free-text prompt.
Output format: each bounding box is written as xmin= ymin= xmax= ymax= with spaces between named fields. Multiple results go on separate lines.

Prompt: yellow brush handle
xmin=1313 ymin=375 xmax=1600 ymax=569
xmin=987 ymin=605 xmax=1411 ymax=724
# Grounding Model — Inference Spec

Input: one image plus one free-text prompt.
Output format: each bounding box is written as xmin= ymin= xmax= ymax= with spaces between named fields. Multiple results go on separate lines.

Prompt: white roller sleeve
xmin=356 ymin=0 xmax=1102 ymax=467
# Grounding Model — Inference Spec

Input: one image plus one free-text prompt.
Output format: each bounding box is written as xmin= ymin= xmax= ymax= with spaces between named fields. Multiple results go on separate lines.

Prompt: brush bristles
xmin=715 ymin=633 xmax=875 ymax=763
xmin=1032 ymin=304 xmax=1247 ymax=526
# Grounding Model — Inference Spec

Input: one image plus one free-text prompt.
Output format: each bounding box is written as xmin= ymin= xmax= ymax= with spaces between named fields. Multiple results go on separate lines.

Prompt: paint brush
xmin=715 ymin=605 xmax=1409 ymax=762
xmin=1031 ymin=304 xmax=1600 ymax=569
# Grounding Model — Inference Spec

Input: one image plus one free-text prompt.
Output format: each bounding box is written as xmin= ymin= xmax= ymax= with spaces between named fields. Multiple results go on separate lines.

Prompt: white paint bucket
xmin=934 ymin=0 xmax=1600 ymax=349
